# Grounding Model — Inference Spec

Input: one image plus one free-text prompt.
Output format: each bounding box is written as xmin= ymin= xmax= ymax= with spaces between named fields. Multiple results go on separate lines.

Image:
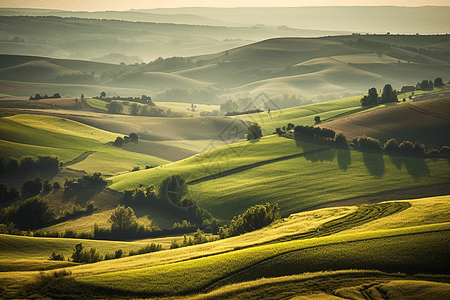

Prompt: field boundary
xmin=63 ymin=151 xmax=95 ymax=166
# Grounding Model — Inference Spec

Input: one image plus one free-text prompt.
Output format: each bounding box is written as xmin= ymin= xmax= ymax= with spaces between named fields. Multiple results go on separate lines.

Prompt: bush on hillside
xmin=335 ymin=133 xmax=347 ymax=144
xmin=0 ymin=155 xmax=60 ymax=176
xmin=357 ymin=135 xmax=381 ymax=150
xmin=0 ymin=183 xmax=21 ymax=204
xmin=219 ymin=203 xmax=280 ymax=238
xmin=71 ymin=243 xmax=102 ymax=263
xmin=0 ymin=196 xmax=56 ymax=230
xmin=22 ymin=177 xmax=44 ymax=197
xmin=246 ymin=123 xmax=262 ymax=140
xmin=384 ymin=138 xmax=399 ymax=152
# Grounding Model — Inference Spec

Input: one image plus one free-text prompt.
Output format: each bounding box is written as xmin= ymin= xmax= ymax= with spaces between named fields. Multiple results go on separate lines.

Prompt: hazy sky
xmin=1 ymin=0 xmax=450 ymax=11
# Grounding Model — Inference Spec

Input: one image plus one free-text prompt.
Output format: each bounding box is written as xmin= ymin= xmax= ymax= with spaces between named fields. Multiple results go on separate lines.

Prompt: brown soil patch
xmin=321 ymin=97 xmax=450 ymax=149
xmin=302 ymin=183 xmax=450 ymax=212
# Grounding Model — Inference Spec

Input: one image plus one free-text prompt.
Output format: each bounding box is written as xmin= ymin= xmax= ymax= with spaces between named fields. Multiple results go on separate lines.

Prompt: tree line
xmin=0 ymin=155 xmax=61 ymax=177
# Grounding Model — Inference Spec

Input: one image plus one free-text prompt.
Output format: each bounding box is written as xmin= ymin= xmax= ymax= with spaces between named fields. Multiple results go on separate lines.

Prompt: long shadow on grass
xmin=362 ymin=151 xmax=385 ymax=178
xmin=336 ymin=148 xmax=351 ymax=170
xmin=389 ymin=155 xmax=431 ymax=179
xmin=62 ymin=186 xmax=102 ymax=206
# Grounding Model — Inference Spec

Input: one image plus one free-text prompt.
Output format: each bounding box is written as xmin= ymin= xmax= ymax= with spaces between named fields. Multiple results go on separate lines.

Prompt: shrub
xmin=115 ymin=249 xmax=123 ymax=259
xmin=246 ymin=123 xmax=262 ymax=140
xmin=357 ymin=135 xmax=381 ymax=150
xmin=49 ymin=251 xmax=65 ymax=261
xmin=384 ymin=138 xmax=399 ymax=152
xmin=21 ymin=176 xmax=44 ymax=197
xmin=314 ymin=116 xmax=321 ymax=124
xmin=398 ymin=140 xmax=415 ymax=153
xmin=71 ymin=243 xmax=102 ymax=263
xmin=1 ymin=196 xmax=55 ymax=230
xmin=219 ymin=203 xmax=280 ymax=238
xmin=335 ymin=133 xmax=347 ymax=144
xmin=113 ymin=136 xmax=124 ymax=146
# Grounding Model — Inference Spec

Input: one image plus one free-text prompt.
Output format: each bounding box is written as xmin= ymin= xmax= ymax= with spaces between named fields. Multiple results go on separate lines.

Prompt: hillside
xmin=1 ymin=34 xmax=450 ymax=103
xmin=321 ymin=97 xmax=450 ymax=149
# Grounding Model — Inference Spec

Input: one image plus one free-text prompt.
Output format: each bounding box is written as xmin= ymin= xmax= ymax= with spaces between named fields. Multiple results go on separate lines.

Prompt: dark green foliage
xmin=286 ymin=123 xmax=295 ymax=131
xmin=64 ymin=172 xmax=107 ymax=190
xmin=294 ymin=125 xmax=335 ymax=140
xmin=441 ymin=146 xmax=450 ymax=155
xmin=434 ymin=77 xmax=444 ymax=87
xmin=42 ymin=180 xmax=52 ymax=192
xmin=246 ymin=123 xmax=262 ymax=140
xmin=380 ymin=84 xmax=398 ymax=104
xmin=106 ymin=100 xmax=124 ymax=114
xmin=1 ymin=155 xmax=60 ymax=176
xmin=274 ymin=127 xmax=284 ymax=135
xmin=113 ymin=136 xmax=124 ymax=146
xmin=129 ymin=133 xmax=139 ymax=141
xmin=108 ymin=205 xmax=137 ymax=232
xmin=49 ymin=251 xmax=65 ymax=261
xmin=383 ymin=138 xmax=399 ymax=152
xmin=115 ymin=249 xmax=123 ymax=259
xmin=71 ymin=243 xmax=102 ymax=263
xmin=130 ymin=103 xmax=140 ymax=115
xmin=334 ymin=133 xmax=347 ymax=144
xmin=128 ymin=243 xmax=163 ymax=256
xmin=314 ymin=116 xmax=321 ymax=124
xmin=21 ymin=176 xmax=43 ymax=197
xmin=357 ymin=135 xmax=381 ymax=150
xmin=0 ymin=183 xmax=21 ymax=205
xmin=131 ymin=166 xmax=140 ymax=172
xmin=53 ymin=182 xmax=61 ymax=190
xmin=360 ymin=87 xmax=378 ymax=106
xmin=398 ymin=140 xmax=415 ymax=153
xmin=1 ymin=196 xmax=55 ymax=230
xmin=224 ymin=109 xmax=264 ymax=116
xmin=219 ymin=203 xmax=280 ymax=238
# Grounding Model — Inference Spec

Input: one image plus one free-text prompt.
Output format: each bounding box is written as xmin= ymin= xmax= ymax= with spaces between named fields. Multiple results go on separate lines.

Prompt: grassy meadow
xmin=0 ymin=114 xmax=169 ymax=174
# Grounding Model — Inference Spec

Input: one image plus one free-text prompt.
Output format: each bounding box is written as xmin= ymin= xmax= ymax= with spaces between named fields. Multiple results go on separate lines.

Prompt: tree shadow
xmin=389 ymin=155 xmax=404 ymax=170
xmin=336 ymin=148 xmax=351 ymax=171
xmin=362 ymin=152 xmax=385 ymax=178
xmin=403 ymin=157 xmax=431 ymax=179
xmin=62 ymin=186 xmax=103 ymax=206
xmin=304 ymin=149 xmax=336 ymax=163
xmin=388 ymin=155 xmax=431 ymax=179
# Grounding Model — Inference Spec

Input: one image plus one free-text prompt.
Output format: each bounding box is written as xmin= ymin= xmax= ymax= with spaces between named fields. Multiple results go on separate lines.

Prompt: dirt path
xmin=63 ymin=151 xmax=95 ymax=167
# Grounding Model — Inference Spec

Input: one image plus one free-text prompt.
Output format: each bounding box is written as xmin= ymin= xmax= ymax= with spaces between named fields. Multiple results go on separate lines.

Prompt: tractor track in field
xmin=63 ymin=151 xmax=95 ymax=167
xmin=186 ymin=148 xmax=329 ymax=185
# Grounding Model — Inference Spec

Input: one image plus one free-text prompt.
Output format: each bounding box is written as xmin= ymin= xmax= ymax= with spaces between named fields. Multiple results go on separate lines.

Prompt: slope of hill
xmin=0 ymin=114 xmax=169 ymax=174
xmin=321 ymin=97 xmax=450 ymax=149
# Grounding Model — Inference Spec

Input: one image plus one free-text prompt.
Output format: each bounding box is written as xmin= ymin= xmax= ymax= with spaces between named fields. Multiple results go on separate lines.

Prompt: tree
xmin=420 ymin=80 xmax=429 ymax=89
xmin=107 ymin=100 xmax=123 ymax=114
xmin=129 ymin=133 xmax=139 ymax=141
xmin=4 ymin=196 xmax=55 ymax=230
xmin=368 ymin=87 xmax=378 ymax=104
xmin=108 ymin=205 xmax=137 ymax=231
xmin=246 ymin=123 xmax=262 ymax=140
xmin=380 ymin=84 xmax=398 ymax=104
xmin=130 ymin=103 xmax=140 ymax=115
xmin=22 ymin=176 xmax=43 ymax=197
xmin=314 ymin=116 xmax=321 ymax=124
xmin=100 ymin=91 xmax=106 ymax=98
xmin=434 ymin=77 xmax=444 ymax=87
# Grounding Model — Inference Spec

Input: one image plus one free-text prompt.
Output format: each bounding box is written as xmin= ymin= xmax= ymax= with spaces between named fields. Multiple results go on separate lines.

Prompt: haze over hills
xmin=1 ymin=33 xmax=449 ymax=104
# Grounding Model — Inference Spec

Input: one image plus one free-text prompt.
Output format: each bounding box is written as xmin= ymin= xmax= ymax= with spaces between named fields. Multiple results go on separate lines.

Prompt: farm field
xmin=0 ymin=114 xmax=169 ymax=174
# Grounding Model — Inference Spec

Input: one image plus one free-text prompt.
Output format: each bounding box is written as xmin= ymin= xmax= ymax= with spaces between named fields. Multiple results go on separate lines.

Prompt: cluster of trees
xmin=199 ymin=110 xmax=220 ymax=116
xmin=218 ymin=203 xmax=280 ymax=238
xmin=347 ymin=38 xmax=391 ymax=50
xmin=106 ymin=100 xmax=124 ymax=114
xmin=360 ymin=84 xmax=398 ymax=107
xmin=294 ymin=125 xmax=336 ymax=140
xmin=22 ymin=176 xmax=54 ymax=197
xmin=0 ymin=184 xmax=21 ymax=204
xmin=29 ymin=93 xmax=61 ymax=100
xmin=129 ymin=103 xmax=166 ymax=116
xmin=170 ymin=229 xmax=218 ymax=249
xmin=224 ymin=109 xmax=264 ymax=116
xmin=353 ymin=136 xmax=450 ymax=156
xmin=246 ymin=123 xmax=262 ymax=140
xmin=94 ymin=93 xmax=154 ymax=106
xmin=65 ymin=241 xmax=162 ymax=264
xmin=417 ymin=78 xmax=444 ymax=90
xmin=0 ymin=196 xmax=56 ymax=230
xmin=274 ymin=123 xmax=295 ymax=135
xmin=0 ymin=155 xmax=61 ymax=176
xmin=64 ymin=172 xmax=107 ymax=190
xmin=113 ymin=133 xmax=139 ymax=146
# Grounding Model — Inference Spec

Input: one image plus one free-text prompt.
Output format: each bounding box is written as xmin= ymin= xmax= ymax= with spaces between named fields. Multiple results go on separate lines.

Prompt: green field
xmin=76 ymin=223 xmax=450 ymax=296
xmin=86 ymin=98 xmax=108 ymax=111
xmin=108 ymin=131 xmax=450 ymax=220
xmin=0 ymin=114 xmax=169 ymax=174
